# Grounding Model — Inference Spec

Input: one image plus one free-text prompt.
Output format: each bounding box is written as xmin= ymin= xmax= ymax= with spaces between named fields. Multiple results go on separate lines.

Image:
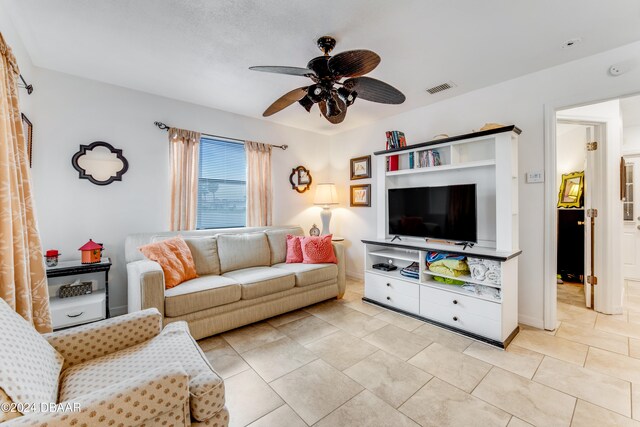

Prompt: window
xmin=624 ymin=162 xmax=634 ymax=221
xmin=197 ymin=137 xmax=246 ymax=229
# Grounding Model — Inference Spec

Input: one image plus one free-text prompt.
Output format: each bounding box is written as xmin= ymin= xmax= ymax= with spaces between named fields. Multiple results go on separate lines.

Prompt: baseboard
xmin=346 ymin=270 xmax=364 ymax=281
xmin=518 ymin=313 xmax=544 ymax=329
xmin=109 ymin=305 xmax=128 ymax=317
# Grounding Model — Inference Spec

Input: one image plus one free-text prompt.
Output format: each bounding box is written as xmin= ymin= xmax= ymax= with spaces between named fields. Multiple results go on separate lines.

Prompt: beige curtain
xmin=0 ymin=33 xmax=51 ymax=332
xmin=245 ymin=141 xmax=273 ymax=226
xmin=169 ymin=127 xmax=201 ymax=231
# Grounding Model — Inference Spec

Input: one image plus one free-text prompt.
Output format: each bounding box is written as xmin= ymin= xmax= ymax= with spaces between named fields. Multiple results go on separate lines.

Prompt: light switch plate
xmin=526 ymin=171 xmax=544 ymax=183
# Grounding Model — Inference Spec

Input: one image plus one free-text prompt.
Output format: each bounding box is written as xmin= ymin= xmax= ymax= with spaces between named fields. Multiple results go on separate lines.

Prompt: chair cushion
xmin=222 ymin=267 xmax=295 ymax=299
xmin=0 ymin=298 xmax=63 ymax=415
xmin=59 ymin=322 xmax=224 ymax=422
xmin=271 ymin=262 xmax=338 ymax=287
xmin=265 ymin=228 xmax=304 ymax=265
xmin=184 ymin=237 xmax=221 ymax=276
xmin=165 ymin=276 xmax=241 ymax=317
xmin=217 ymin=233 xmax=271 ymax=273
xmin=139 ymin=236 xmax=198 ymax=289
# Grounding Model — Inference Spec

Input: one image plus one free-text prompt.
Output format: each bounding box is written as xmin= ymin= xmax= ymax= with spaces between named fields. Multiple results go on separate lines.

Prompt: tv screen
xmin=388 ymin=184 xmax=477 ymax=242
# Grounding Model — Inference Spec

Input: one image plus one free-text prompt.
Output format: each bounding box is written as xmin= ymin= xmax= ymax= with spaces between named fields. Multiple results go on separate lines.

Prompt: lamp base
xmin=320 ymin=207 xmax=332 ymax=235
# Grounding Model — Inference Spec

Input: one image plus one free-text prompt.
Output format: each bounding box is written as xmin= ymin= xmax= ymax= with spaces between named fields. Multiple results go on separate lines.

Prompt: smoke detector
xmin=426 ymin=81 xmax=457 ymax=95
xmin=561 ymin=38 xmax=582 ymax=49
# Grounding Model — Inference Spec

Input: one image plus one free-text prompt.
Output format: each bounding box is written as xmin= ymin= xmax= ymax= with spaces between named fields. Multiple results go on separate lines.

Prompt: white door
xmin=623 ymin=156 xmax=640 ymax=280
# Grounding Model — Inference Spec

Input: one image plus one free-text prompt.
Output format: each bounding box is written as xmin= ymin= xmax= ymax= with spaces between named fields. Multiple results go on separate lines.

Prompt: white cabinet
xmin=50 ymin=290 xmax=107 ymax=329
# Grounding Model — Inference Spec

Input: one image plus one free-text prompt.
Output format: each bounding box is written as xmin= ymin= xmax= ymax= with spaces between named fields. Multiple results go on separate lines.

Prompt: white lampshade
xmin=314 ymin=183 xmax=339 ymax=206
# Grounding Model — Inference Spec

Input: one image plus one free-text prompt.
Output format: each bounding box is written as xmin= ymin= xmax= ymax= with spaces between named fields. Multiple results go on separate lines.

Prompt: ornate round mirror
xmin=289 ymin=166 xmax=312 ymax=193
xmin=72 ymin=141 xmax=129 ymax=186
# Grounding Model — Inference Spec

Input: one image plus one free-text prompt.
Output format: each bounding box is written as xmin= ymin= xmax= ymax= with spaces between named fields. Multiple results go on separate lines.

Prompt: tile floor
xmin=197 ymin=279 xmax=640 ymax=426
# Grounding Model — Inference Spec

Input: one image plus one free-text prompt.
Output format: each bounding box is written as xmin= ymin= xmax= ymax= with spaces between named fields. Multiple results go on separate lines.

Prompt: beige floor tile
xmin=472 ymin=368 xmax=576 ymax=427
xmin=571 ymin=400 xmax=640 ymax=427
xmin=277 ymin=315 xmax=339 ymax=345
xmin=222 ymin=322 xmax=286 ymax=353
xmin=204 ymin=344 xmax=251 ymax=379
xmin=363 ymin=324 xmax=431 ymax=361
xmin=344 ymin=350 xmax=432 ymax=408
xmin=629 ymin=311 xmax=640 ymax=325
xmin=316 ymin=390 xmax=418 ymax=427
xmin=556 ymin=322 xmax=629 ymax=355
xmin=519 ymin=322 xmax=559 ymax=336
xmin=585 ymin=347 xmax=640 ymax=383
xmin=596 ymin=314 xmax=640 ymax=340
xmin=266 ymin=310 xmax=311 ymax=328
xmin=507 ymin=417 xmax=533 ymax=427
xmin=241 ymin=336 xmax=317 ymax=382
xmin=198 ymin=335 xmax=227 ymax=351
xmin=408 ymin=343 xmax=491 ymax=393
xmin=399 ymin=377 xmax=511 ymax=427
xmin=463 ymin=342 xmax=543 ymax=379
xmin=632 ymin=383 xmax=640 ymax=421
xmin=557 ymin=302 xmax=597 ymax=327
xmin=510 ymin=329 xmax=588 ymax=366
xmin=411 ymin=322 xmax=473 ymax=352
xmin=270 ymin=359 xmax=362 ymax=425
xmin=305 ymin=300 xmax=356 ymax=322
xmin=304 ymin=330 xmax=378 ymax=371
xmin=374 ymin=309 xmax=424 ymax=331
xmin=246 ymin=404 xmax=306 ymax=427
xmin=599 ymin=311 xmax=629 ymax=323
xmin=533 ymin=356 xmax=631 ymax=417
xmin=344 ymin=299 xmax=384 ymax=316
xmin=225 ymin=370 xmax=284 ymax=427
xmin=627 ymin=295 xmax=640 ymax=312
xmin=326 ymin=310 xmax=389 ymax=338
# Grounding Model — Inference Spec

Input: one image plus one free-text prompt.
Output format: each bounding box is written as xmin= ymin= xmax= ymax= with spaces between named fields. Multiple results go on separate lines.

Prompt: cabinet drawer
xmin=365 ymin=280 xmax=419 ymax=314
xmin=420 ymin=299 xmax=502 ymax=341
xmin=51 ymin=290 xmax=106 ymax=329
xmin=365 ymin=272 xmax=419 ymax=299
xmin=420 ymin=285 xmax=501 ymax=321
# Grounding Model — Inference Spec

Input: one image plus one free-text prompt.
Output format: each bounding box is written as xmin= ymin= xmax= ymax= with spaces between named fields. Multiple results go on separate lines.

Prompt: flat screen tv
xmin=388 ymin=184 xmax=477 ymax=242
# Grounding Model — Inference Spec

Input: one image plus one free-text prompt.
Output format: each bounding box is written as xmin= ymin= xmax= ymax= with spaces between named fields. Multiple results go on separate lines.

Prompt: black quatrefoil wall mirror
xmin=72 ymin=141 xmax=129 ymax=186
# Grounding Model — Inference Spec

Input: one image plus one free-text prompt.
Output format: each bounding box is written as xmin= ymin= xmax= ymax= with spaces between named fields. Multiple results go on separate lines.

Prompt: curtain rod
xmin=153 ymin=121 xmax=288 ymax=150
xmin=18 ymin=74 xmax=33 ymax=95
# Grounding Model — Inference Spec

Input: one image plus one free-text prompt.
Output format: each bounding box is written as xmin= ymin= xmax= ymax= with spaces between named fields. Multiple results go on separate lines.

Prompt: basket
xmin=58 ymin=281 xmax=93 ymax=298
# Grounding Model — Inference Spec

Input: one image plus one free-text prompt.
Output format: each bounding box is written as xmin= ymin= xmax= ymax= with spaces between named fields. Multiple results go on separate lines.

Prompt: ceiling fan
xmin=249 ymin=36 xmax=405 ymax=124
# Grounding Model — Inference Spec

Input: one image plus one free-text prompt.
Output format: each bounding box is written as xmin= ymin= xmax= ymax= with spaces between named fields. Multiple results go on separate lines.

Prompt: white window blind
xmin=197 ymin=137 xmax=246 ymax=229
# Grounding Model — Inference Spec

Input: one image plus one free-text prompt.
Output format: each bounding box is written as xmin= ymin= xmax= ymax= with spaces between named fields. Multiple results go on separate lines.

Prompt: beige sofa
xmin=126 ymin=226 xmax=345 ymax=339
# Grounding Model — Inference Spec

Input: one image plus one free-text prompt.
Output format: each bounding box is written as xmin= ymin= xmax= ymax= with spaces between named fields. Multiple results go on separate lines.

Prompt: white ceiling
xmin=5 ymin=0 xmax=640 ymax=135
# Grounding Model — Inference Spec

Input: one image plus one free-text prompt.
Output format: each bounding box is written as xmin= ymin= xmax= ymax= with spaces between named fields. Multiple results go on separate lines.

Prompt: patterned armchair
xmin=0 ymin=298 xmax=228 ymax=426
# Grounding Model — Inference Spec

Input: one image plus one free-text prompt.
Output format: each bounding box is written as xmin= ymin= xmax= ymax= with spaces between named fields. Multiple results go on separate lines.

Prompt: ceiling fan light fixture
xmin=325 ymin=97 xmax=341 ymax=117
xmin=298 ymin=96 xmax=314 ymax=112
xmin=307 ymin=84 xmax=326 ymax=103
xmin=337 ymin=87 xmax=357 ymax=106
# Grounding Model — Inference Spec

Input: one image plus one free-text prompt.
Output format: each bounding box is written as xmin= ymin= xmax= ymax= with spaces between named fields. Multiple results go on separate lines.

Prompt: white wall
xmin=28 ymin=68 xmax=330 ymax=314
xmin=329 ymin=41 xmax=640 ymax=327
xmin=556 ymin=124 xmax=587 ymax=187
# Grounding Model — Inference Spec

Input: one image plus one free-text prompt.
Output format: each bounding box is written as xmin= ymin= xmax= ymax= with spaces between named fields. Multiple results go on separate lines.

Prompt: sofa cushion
xmin=165 ymin=276 xmax=241 ymax=317
xmin=222 ymin=267 xmax=295 ymax=299
xmin=0 ymin=298 xmax=63 ymax=415
xmin=265 ymin=228 xmax=304 ymax=265
xmin=184 ymin=237 xmax=221 ymax=276
xmin=272 ymin=262 xmax=338 ymax=287
xmin=59 ymin=322 xmax=224 ymax=422
xmin=217 ymin=233 xmax=271 ymax=273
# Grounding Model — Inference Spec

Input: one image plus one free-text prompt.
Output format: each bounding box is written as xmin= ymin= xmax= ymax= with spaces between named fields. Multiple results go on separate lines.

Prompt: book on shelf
xmin=385 ymin=130 xmax=406 ymax=150
xmin=416 ymin=149 xmax=441 ymax=168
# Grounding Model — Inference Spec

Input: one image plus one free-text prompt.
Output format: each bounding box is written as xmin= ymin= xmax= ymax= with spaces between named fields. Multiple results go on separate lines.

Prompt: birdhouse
xmin=79 ymin=239 xmax=103 ymax=264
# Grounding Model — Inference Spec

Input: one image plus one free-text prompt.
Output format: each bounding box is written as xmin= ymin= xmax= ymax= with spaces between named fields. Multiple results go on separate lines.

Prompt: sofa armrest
xmin=127 ymin=259 xmax=165 ymax=316
xmin=44 ymin=308 xmax=163 ymax=370
xmin=4 ymin=364 xmax=190 ymax=427
xmin=333 ymin=242 xmax=346 ymax=298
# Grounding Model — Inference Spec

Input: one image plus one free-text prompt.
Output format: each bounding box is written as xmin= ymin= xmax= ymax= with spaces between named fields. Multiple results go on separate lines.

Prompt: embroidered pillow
xmin=285 ymin=235 xmax=303 ymax=263
xmin=301 ymin=235 xmax=337 ymax=264
xmin=139 ymin=236 xmax=197 ymax=289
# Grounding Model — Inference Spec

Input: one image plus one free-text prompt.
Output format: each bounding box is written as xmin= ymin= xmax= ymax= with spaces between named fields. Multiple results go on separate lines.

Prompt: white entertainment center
xmin=363 ymin=126 xmax=522 ymax=347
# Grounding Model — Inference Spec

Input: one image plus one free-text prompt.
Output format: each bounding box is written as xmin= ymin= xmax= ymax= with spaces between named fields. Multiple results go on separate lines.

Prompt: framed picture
xmin=350 ymin=155 xmax=371 ymax=180
xmin=350 ymin=184 xmax=371 ymax=207
xmin=557 ymin=171 xmax=584 ymax=208
xmin=21 ymin=113 xmax=33 ymax=168
xmin=298 ymin=168 xmax=310 ymax=185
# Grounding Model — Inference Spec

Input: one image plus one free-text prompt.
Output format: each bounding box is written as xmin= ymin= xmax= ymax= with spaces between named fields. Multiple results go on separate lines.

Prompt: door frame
xmin=543 ymin=95 xmax=627 ymax=330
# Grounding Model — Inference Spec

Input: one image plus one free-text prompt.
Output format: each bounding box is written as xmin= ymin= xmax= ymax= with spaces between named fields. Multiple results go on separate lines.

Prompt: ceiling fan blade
xmin=249 ymin=66 xmax=315 ymax=77
xmin=343 ymin=76 xmax=405 ymax=104
xmin=328 ymin=50 xmax=380 ymax=78
xmin=319 ymin=95 xmax=347 ymax=124
xmin=263 ymin=87 xmax=309 ymax=117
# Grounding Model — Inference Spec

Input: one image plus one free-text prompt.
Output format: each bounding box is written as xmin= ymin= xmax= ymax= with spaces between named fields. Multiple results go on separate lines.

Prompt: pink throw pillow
xmin=285 ymin=235 xmax=303 ymax=263
xmin=301 ymin=235 xmax=337 ymax=264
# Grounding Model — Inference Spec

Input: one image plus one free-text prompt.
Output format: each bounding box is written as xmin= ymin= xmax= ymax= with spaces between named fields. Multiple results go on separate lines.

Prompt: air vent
xmin=426 ymin=81 xmax=456 ymax=95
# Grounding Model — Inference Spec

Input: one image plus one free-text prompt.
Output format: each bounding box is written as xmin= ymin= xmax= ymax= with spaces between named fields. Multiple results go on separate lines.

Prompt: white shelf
xmin=420 ymin=279 xmax=501 ymax=303
xmin=369 ymin=249 xmax=420 ymax=262
xmin=386 ymin=159 xmax=496 ymax=176
xmin=365 ymin=268 xmax=420 ymax=284
xmin=423 ymin=269 xmax=501 ymax=288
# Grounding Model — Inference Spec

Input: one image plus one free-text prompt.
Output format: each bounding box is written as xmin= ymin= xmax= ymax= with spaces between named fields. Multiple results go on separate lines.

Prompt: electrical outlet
xmin=526 ymin=171 xmax=544 ymax=183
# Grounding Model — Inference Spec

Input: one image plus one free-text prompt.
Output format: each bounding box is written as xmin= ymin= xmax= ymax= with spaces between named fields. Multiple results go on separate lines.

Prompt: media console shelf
xmin=365 ymin=125 xmax=522 ymax=348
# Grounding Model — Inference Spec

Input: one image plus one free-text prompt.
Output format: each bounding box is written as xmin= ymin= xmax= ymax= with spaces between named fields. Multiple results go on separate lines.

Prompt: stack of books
xmin=400 ymin=262 xmax=420 ymax=280
xmin=415 ymin=149 xmax=441 ymax=168
xmin=386 ymin=130 xmax=405 ymax=172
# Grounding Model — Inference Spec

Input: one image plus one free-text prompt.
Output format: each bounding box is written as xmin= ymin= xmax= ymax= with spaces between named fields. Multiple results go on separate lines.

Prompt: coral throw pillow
xmin=285 ymin=235 xmax=303 ymax=263
xmin=301 ymin=235 xmax=337 ymax=264
xmin=139 ymin=236 xmax=197 ymax=289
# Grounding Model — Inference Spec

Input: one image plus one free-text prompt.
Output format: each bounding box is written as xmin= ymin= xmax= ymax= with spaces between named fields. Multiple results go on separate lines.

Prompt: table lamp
xmin=314 ymin=183 xmax=338 ymax=235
